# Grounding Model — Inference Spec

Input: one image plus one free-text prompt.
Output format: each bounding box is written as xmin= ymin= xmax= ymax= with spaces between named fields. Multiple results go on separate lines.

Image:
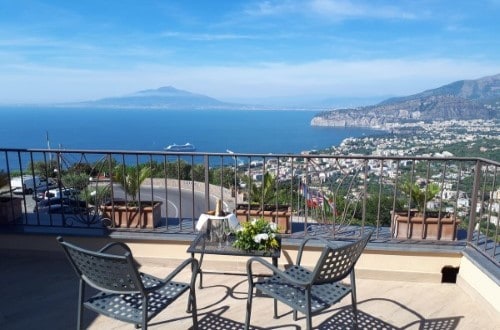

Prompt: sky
xmin=1 ymin=0 xmax=499 ymax=105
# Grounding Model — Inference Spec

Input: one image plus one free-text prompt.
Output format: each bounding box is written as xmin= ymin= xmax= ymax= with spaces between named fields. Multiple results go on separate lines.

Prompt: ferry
xmin=164 ymin=143 xmax=196 ymax=152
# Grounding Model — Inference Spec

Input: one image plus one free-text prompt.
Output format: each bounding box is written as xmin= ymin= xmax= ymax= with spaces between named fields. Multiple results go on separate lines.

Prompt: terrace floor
xmin=1 ymin=251 xmax=498 ymax=330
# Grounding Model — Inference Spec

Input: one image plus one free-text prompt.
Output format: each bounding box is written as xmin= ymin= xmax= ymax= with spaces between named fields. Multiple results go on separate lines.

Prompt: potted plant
xmin=100 ymin=165 xmax=162 ymax=228
xmin=0 ymin=170 xmax=22 ymax=223
xmin=233 ymin=217 xmax=280 ymax=253
xmin=236 ymin=172 xmax=291 ymax=234
xmin=392 ymin=181 xmax=459 ymax=240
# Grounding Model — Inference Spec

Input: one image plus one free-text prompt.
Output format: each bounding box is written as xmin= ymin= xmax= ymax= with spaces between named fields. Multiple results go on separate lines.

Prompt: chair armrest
xmin=246 ymin=257 xmax=310 ymax=287
xmin=161 ymin=257 xmax=199 ymax=285
xmin=99 ymin=242 xmax=132 ymax=254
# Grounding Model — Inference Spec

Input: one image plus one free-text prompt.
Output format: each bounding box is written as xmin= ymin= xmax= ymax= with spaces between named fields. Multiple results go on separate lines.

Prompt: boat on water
xmin=164 ymin=143 xmax=196 ymax=152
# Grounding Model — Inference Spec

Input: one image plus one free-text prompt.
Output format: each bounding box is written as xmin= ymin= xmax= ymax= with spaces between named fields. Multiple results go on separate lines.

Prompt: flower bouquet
xmin=233 ymin=217 xmax=280 ymax=252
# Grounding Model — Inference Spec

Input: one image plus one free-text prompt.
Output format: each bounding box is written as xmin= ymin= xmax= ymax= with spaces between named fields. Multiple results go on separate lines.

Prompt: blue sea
xmin=0 ymin=107 xmax=381 ymax=154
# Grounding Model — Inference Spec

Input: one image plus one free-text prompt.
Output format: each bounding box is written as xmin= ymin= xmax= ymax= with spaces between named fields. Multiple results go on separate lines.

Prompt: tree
xmin=62 ymin=173 xmax=89 ymax=192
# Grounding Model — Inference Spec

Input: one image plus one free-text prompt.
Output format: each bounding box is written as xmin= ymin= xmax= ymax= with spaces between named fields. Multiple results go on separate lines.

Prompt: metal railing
xmin=0 ymin=148 xmax=498 ymax=265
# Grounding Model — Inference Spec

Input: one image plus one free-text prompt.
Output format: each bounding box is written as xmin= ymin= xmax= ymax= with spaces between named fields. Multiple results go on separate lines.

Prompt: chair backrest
xmin=311 ymin=230 xmax=373 ymax=284
xmin=58 ymin=238 xmax=144 ymax=294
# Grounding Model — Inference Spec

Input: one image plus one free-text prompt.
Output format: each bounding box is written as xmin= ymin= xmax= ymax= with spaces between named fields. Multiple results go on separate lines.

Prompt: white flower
xmin=251 ymin=218 xmax=258 ymax=225
xmin=253 ymin=233 xmax=269 ymax=243
xmin=269 ymin=222 xmax=278 ymax=231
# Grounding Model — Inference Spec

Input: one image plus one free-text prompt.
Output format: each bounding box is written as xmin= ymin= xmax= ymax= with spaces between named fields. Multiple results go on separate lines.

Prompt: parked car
xmin=10 ymin=175 xmax=41 ymax=194
xmin=39 ymin=188 xmax=80 ymax=201
xmin=32 ymin=179 xmax=59 ymax=201
xmin=34 ymin=197 xmax=88 ymax=214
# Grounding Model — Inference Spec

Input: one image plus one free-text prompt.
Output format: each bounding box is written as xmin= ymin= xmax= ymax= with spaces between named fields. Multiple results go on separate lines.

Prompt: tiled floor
xmin=0 ymin=252 xmax=498 ymax=330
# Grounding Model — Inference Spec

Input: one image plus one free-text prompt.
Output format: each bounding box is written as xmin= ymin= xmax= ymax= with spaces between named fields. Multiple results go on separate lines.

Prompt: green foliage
xmin=400 ymin=181 xmax=440 ymax=212
xmin=67 ymin=163 xmax=93 ymax=176
xmin=113 ymin=165 xmax=151 ymax=201
xmin=245 ymin=172 xmax=284 ymax=205
xmin=0 ymin=170 xmax=8 ymax=188
xmin=0 ymin=170 xmax=9 ymax=196
xmin=61 ymin=173 xmax=89 ymax=191
xmin=81 ymin=186 xmax=111 ymax=205
xmin=191 ymin=164 xmax=205 ymax=182
xmin=233 ymin=218 xmax=280 ymax=252
xmin=161 ymin=159 xmax=192 ymax=180
xmin=364 ymin=194 xmax=401 ymax=226
xmin=92 ymin=157 xmax=118 ymax=177
xmin=30 ymin=160 xmax=59 ymax=178
xmin=210 ymin=167 xmax=234 ymax=188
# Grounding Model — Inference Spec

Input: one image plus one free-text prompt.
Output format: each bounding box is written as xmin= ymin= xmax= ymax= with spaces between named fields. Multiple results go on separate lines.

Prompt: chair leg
xmin=305 ymin=291 xmax=312 ymax=330
xmin=142 ymin=296 xmax=148 ymax=330
xmin=306 ymin=316 xmax=312 ymax=330
xmin=77 ymin=280 xmax=85 ymax=330
xmin=350 ymin=271 xmax=358 ymax=330
xmin=244 ymin=284 xmax=254 ymax=330
xmin=190 ymin=287 xmax=198 ymax=329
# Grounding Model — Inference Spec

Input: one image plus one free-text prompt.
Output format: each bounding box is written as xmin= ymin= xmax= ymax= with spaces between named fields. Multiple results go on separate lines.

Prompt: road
xmin=24 ymin=182 xmax=233 ymax=222
xmin=139 ymin=185 xmax=208 ymax=220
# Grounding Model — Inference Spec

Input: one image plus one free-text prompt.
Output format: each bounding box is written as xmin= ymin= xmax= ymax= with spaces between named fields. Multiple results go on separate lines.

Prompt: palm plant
xmin=400 ymin=180 xmax=440 ymax=214
xmin=248 ymin=171 xmax=276 ymax=205
xmin=113 ymin=165 xmax=151 ymax=203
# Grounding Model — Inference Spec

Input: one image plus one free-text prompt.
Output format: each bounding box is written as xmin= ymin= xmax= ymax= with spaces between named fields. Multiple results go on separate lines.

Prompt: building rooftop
xmin=1 ymin=249 xmax=498 ymax=330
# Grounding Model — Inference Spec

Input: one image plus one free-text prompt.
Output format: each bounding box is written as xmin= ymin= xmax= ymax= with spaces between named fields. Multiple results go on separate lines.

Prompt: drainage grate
xmin=441 ymin=266 xmax=459 ymax=283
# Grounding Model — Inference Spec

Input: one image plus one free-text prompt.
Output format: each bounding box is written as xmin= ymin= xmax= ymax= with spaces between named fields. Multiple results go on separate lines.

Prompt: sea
xmin=0 ymin=107 xmax=382 ymax=154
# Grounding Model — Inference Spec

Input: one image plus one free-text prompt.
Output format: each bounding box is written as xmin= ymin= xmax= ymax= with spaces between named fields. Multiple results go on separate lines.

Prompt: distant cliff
xmin=311 ymin=74 xmax=500 ymax=128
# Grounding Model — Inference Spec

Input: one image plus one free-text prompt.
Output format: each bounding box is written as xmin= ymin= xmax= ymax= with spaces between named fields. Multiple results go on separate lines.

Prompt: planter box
xmin=392 ymin=211 xmax=460 ymax=241
xmin=100 ymin=201 xmax=162 ymax=229
xmin=236 ymin=204 xmax=291 ymax=234
xmin=0 ymin=197 xmax=22 ymax=224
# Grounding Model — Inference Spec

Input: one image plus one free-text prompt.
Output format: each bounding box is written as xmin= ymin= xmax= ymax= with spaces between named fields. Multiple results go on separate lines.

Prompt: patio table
xmin=187 ymin=229 xmax=281 ymax=288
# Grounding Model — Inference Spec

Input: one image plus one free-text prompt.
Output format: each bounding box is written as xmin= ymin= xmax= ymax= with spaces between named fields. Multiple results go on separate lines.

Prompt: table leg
xmin=192 ymin=251 xmax=204 ymax=289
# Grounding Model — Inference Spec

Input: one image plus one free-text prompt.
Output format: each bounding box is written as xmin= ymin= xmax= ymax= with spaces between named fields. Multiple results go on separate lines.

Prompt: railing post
xmin=204 ymin=154 xmax=210 ymax=212
xmin=467 ymin=160 xmax=482 ymax=243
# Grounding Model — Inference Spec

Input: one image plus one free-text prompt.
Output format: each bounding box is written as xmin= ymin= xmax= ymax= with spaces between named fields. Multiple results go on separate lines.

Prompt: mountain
xmin=311 ymin=74 xmax=500 ymax=129
xmin=73 ymin=86 xmax=241 ymax=109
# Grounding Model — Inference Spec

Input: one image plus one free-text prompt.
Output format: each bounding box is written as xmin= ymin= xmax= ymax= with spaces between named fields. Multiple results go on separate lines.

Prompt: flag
xmin=299 ymin=181 xmax=309 ymax=198
xmin=300 ymin=181 xmax=318 ymax=208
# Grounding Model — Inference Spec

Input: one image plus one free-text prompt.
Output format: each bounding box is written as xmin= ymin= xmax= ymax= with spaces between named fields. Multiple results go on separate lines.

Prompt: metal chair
xmin=57 ymin=237 xmax=199 ymax=329
xmin=245 ymin=229 xmax=373 ymax=330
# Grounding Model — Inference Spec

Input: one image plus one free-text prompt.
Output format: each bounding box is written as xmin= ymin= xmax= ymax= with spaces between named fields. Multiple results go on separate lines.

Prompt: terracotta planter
xmin=236 ymin=204 xmax=291 ymax=234
xmin=100 ymin=201 xmax=162 ymax=229
xmin=0 ymin=197 xmax=22 ymax=224
xmin=392 ymin=211 xmax=460 ymax=240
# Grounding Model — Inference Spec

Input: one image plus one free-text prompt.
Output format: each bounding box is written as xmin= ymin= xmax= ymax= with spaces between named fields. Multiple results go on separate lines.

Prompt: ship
xmin=164 ymin=142 xmax=196 ymax=152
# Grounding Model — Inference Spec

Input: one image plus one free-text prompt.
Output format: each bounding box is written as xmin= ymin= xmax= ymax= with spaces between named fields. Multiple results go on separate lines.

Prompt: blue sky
xmin=1 ymin=0 xmax=499 ymax=105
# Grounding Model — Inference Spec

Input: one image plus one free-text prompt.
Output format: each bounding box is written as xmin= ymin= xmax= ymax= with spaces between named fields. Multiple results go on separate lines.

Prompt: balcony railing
xmin=0 ymin=148 xmax=498 ymax=265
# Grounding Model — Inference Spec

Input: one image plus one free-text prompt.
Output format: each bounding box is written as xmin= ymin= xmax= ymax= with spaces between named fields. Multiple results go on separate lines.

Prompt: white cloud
xmin=1 ymin=58 xmax=498 ymax=104
xmin=160 ymin=31 xmax=258 ymax=41
xmin=244 ymin=0 xmax=300 ymax=16
xmin=245 ymin=0 xmax=419 ymax=20
xmin=309 ymin=0 xmax=411 ymax=19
